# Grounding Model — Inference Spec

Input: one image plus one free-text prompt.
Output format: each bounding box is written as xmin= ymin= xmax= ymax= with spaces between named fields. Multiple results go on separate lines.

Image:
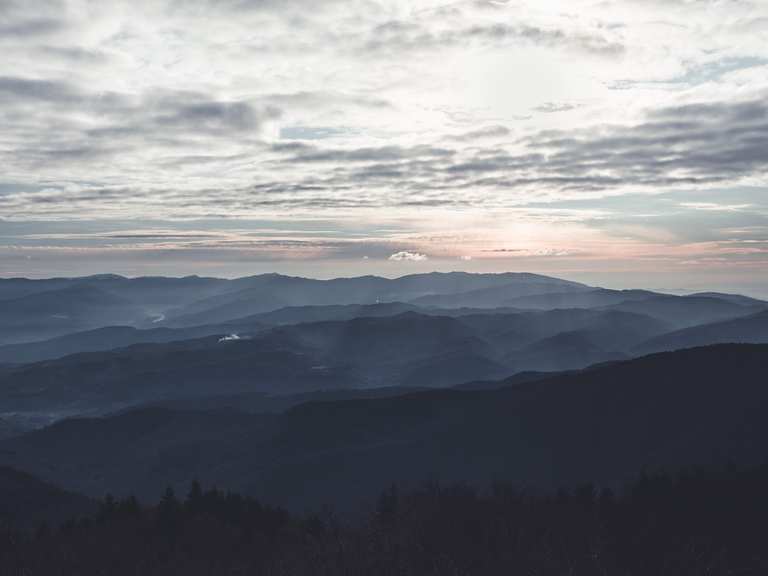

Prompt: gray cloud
xmin=0 ymin=82 xmax=283 ymax=170
xmin=534 ymin=102 xmax=579 ymax=113
xmin=280 ymin=143 xmax=455 ymax=164
xmin=261 ymin=91 xmax=391 ymax=110
xmin=8 ymin=93 xmax=764 ymax=215
xmin=0 ymin=76 xmax=80 ymax=103
xmin=224 ymin=95 xmax=768 ymax=211
xmin=450 ymin=125 xmax=511 ymax=141
xmin=435 ymin=96 xmax=768 ymax=193
xmin=150 ymin=98 xmax=281 ymax=135
xmin=364 ymin=20 xmax=625 ymax=57
xmin=1 ymin=0 xmax=767 ymax=287
xmin=0 ymin=17 xmax=64 ymax=38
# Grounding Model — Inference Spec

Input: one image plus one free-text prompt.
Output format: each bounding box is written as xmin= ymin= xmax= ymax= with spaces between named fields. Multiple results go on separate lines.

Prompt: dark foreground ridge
xmin=1 ymin=344 xmax=766 ymax=512
xmin=1 ymin=463 xmax=767 ymax=575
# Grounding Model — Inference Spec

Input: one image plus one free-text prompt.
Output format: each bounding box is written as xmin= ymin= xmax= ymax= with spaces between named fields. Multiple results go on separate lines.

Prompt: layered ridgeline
xmin=0 ymin=272 xmax=585 ymax=345
xmin=0 ymin=272 xmax=765 ymax=439
xmin=0 ymin=270 xmax=766 ymax=527
xmin=2 ymin=272 xmax=762 ymax=347
xmin=0 ymin=344 xmax=766 ymax=513
xmin=0 ymin=308 xmax=671 ymax=419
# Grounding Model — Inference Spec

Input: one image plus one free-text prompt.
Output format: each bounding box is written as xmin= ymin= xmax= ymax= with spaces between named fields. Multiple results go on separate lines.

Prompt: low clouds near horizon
xmin=389 ymin=251 xmax=429 ymax=262
xmin=0 ymin=0 xmax=766 ymax=293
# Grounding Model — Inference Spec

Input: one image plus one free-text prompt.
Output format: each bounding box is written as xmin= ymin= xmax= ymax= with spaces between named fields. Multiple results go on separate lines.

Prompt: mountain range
xmin=1 ymin=344 xmax=765 ymax=514
xmin=0 ymin=270 xmax=766 ymax=525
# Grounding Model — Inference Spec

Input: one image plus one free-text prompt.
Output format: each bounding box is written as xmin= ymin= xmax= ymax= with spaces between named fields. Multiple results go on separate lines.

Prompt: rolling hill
xmin=0 ymin=272 xmax=589 ymax=344
xmin=0 ymin=284 xmax=149 ymax=345
xmin=636 ymin=309 xmax=768 ymax=354
xmin=1 ymin=344 xmax=765 ymax=513
xmin=0 ymin=308 xmax=671 ymax=427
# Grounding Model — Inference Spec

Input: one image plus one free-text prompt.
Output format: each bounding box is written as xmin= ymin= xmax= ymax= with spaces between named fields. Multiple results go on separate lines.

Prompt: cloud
xmin=261 ymin=91 xmax=391 ymax=111
xmin=389 ymin=251 xmax=428 ymax=261
xmin=428 ymin=96 xmax=768 ymax=196
xmin=450 ymin=125 xmax=511 ymax=141
xmin=0 ymin=18 xmax=64 ymax=38
xmin=1 ymin=0 xmax=767 ymax=284
xmin=533 ymin=102 xmax=579 ymax=114
xmin=0 ymin=76 xmax=80 ymax=103
xmin=363 ymin=20 xmax=625 ymax=57
xmin=679 ymin=202 xmax=752 ymax=212
xmin=149 ymin=97 xmax=281 ymax=135
xmin=218 ymin=333 xmax=242 ymax=342
xmin=4 ymin=92 xmax=766 ymax=216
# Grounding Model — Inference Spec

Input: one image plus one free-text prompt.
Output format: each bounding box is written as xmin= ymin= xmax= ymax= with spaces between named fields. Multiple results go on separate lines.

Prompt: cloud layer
xmin=0 ymin=0 xmax=767 ymax=290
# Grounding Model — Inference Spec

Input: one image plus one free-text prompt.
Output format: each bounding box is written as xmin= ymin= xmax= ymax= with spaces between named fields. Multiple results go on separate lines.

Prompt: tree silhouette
xmin=1 ymin=463 xmax=767 ymax=574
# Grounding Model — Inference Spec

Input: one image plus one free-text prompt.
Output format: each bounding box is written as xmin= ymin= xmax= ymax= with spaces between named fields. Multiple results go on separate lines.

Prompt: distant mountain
xmin=0 ymin=285 xmax=148 ymax=345
xmin=164 ymin=272 xmax=588 ymax=326
xmin=1 ymin=344 xmax=766 ymax=512
xmin=604 ymin=294 xmax=765 ymax=329
xmin=0 ymin=274 xmax=234 ymax=309
xmin=0 ymin=323 xmax=266 ymax=365
xmin=0 ymin=277 xmax=79 ymax=302
xmin=409 ymin=280 xmax=590 ymax=309
xmin=636 ymin=310 xmax=768 ymax=355
xmin=502 ymin=288 xmax=659 ymax=310
xmin=686 ymin=292 xmax=768 ymax=307
xmin=0 ymin=303 xmax=429 ymax=365
xmin=0 ymin=272 xmax=592 ymax=344
xmin=0 ymin=334 xmax=358 ymax=417
xmin=3 ymin=273 xmax=760 ymax=348
xmin=481 ymin=290 xmax=768 ymax=331
xmin=0 ymin=467 xmax=94 ymax=529
xmin=509 ymin=330 xmax=627 ymax=372
xmin=2 ymin=302 xmax=661 ymax=366
xmin=248 ymin=302 xmax=420 ymax=325
xmin=0 ymin=308 xmax=670 ymax=428
xmin=139 ymin=385 xmax=430 ymax=414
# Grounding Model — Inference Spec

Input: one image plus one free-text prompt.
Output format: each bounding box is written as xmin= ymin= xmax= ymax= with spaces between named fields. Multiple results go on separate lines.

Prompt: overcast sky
xmin=1 ymin=0 xmax=767 ymax=294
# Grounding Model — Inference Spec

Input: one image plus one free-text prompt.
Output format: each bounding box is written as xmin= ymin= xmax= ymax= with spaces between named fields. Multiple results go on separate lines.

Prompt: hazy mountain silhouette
xmin=0 ymin=303 xmax=432 ymax=365
xmin=0 ymin=272 xmax=591 ymax=345
xmin=4 ymin=272 xmax=758 ymax=355
xmin=501 ymin=288 xmax=660 ymax=310
xmin=0 ymin=302 xmax=664 ymax=366
xmin=0 ymin=334 xmax=357 ymax=417
xmin=603 ymin=294 xmax=765 ymax=328
xmin=0 ymin=308 xmax=670 ymax=427
xmin=477 ymin=289 xmax=767 ymax=331
xmin=0 ymin=284 xmax=148 ymax=345
xmin=636 ymin=309 xmax=768 ymax=354
xmin=164 ymin=272 xmax=587 ymax=326
xmin=686 ymin=291 xmax=768 ymax=307
xmin=509 ymin=330 xmax=627 ymax=372
xmin=249 ymin=301 xmax=421 ymax=325
xmin=0 ymin=322 xmax=270 ymax=365
xmin=2 ymin=344 xmax=765 ymax=512
xmin=408 ymin=280 xmax=590 ymax=308
xmin=0 ymin=274 xmax=234 ymax=304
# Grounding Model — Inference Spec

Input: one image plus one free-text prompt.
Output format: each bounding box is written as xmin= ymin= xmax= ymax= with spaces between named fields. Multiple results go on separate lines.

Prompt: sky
xmin=1 ymin=0 xmax=767 ymax=295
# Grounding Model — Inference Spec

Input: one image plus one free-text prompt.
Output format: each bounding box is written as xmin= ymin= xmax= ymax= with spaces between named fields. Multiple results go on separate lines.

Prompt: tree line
xmin=1 ymin=463 xmax=767 ymax=575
